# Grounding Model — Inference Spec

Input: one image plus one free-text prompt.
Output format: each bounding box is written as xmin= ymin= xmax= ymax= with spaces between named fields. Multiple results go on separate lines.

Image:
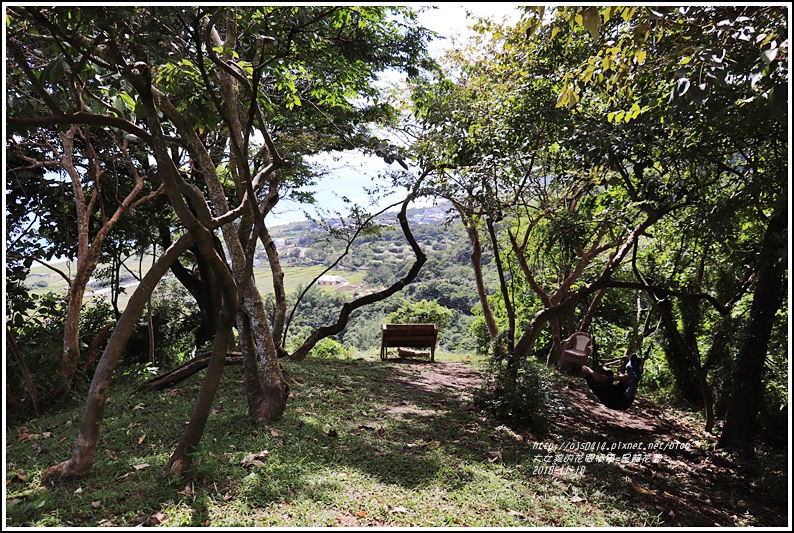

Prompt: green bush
xmin=6 ymin=292 xmax=115 ymax=411
xmin=309 ymin=338 xmax=351 ymax=359
xmin=469 ymin=315 xmax=491 ymax=355
xmin=476 ymin=356 xmax=550 ymax=431
xmin=123 ymin=280 xmax=201 ymax=369
xmin=385 ymin=298 xmax=452 ymax=328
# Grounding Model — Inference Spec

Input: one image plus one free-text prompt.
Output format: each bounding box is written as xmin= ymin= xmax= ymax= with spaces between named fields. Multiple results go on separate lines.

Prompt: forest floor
xmin=374 ymin=356 xmax=789 ymax=527
xmin=5 ymin=353 xmax=790 ymax=528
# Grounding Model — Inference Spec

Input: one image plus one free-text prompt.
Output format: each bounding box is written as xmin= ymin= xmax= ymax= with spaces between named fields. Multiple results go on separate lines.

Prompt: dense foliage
xmin=4 ymin=5 xmax=787 ymax=476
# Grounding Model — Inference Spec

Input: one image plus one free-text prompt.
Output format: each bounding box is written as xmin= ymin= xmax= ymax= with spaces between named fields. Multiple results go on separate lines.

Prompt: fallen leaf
xmin=270 ymin=429 xmax=280 ymax=437
xmin=31 ymin=442 xmax=47 ymax=454
xmin=212 ymin=407 xmax=224 ymax=415
xmin=104 ymin=449 xmax=118 ymax=460
xmin=631 ymin=484 xmax=656 ymax=495
xmin=355 ymin=511 xmax=367 ymax=517
xmin=570 ymin=495 xmax=586 ymax=503
xmin=132 ymin=463 xmax=150 ymax=470
xmin=43 ymin=431 xmax=53 ymax=439
xmin=177 ymin=485 xmax=193 ymax=496
xmin=132 ymin=403 xmax=145 ymax=411
xmin=375 ymin=427 xmax=386 ymax=440
xmin=142 ymin=511 xmax=168 ymax=526
xmin=390 ymin=506 xmax=408 ymax=513
xmin=241 ymin=450 xmax=269 ymax=467
xmin=137 ymin=434 xmax=146 ymax=445
xmin=8 ymin=471 xmax=28 ymax=483
xmin=508 ymin=509 xmax=526 ymax=517
xmin=91 ymin=500 xmax=101 ymax=509
xmin=223 ymin=492 xmax=233 ymax=501
xmin=74 ymin=487 xmax=83 ymax=494
xmin=488 ymin=451 xmax=503 ymax=462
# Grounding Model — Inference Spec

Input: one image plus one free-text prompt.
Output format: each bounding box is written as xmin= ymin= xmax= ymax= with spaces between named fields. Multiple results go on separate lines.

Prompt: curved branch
xmin=289 ymin=173 xmax=430 ymax=361
xmin=31 ymin=257 xmax=73 ymax=286
xmin=604 ymin=280 xmax=730 ymax=315
xmin=8 ymin=113 xmax=154 ymax=145
xmin=282 ymin=198 xmax=407 ymax=343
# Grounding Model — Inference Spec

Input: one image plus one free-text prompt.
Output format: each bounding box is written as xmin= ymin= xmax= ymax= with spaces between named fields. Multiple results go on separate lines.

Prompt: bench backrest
xmin=381 ymin=323 xmax=438 ymax=338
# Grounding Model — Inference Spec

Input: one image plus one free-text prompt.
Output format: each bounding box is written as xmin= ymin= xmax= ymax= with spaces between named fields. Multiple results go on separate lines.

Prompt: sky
xmin=267 ymin=4 xmax=525 ymax=226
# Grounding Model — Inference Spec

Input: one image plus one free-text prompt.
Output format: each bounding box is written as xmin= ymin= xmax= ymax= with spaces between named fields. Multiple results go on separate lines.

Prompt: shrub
xmin=123 ymin=280 xmax=201 ymax=369
xmin=385 ymin=298 xmax=452 ymax=328
xmin=309 ymin=338 xmax=351 ymax=359
xmin=476 ymin=356 xmax=550 ymax=431
xmin=6 ymin=293 xmax=115 ymax=411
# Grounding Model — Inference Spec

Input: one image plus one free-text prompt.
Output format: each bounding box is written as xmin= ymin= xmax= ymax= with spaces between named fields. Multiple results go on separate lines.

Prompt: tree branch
xmin=289 ymin=171 xmax=430 ymax=361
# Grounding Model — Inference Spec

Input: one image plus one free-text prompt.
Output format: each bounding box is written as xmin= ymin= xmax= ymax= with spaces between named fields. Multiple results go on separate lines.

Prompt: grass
xmin=4 ymin=352 xmax=778 ymax=527
xmin=252 ymin=264 xmax=366 ymax=295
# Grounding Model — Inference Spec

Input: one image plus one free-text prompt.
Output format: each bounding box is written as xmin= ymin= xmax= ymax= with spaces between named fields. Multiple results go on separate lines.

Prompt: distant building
xmin=317 ymin=275 xmax=347 ymax=287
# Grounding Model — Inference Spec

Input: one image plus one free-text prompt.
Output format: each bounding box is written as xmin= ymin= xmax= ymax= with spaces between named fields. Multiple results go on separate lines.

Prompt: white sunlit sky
xmin=268 ymin=3 xmax=525 ymax=226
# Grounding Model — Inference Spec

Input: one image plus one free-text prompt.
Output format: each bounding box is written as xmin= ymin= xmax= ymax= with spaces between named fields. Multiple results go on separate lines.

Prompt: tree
xmin=544 ymin=4 xmax=787 ymax=441
xmin=7 ymin=5 xmax=435 ymax=478
xmin=5 ymin=121 xmax=163 ymax=403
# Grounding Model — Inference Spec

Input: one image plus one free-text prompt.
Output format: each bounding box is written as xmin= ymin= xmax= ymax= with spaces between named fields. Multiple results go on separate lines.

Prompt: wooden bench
xmin=380 ymin=323 xmax=438 ymax=362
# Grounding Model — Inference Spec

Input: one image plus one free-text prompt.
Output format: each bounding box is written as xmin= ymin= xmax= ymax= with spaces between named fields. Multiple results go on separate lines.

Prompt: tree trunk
xmin=163 ymin=289 xmax=238 ymax=477
xmin=51 ymin=127 xmax=152 ymax=403
xmin=139 ymin=351 xmax=244 ymax=392
xmin=460 ymin=211 xmax=502 ymax=353
xmin=239 ymin=292 xmax=290 ymax=421
xmin=718 ymin=203 xmax=787 ymax=452
xmin=260 ymin=224 xmax=287 ymax=350
xmin=56 ymin=275 xmax=91 ymax=402
xmin=486 ymin=217 xmax=515 ymax=353
xmin=656 ymin=297 xmax=715 ymax=432
xmin=42 ymin=234 xmax=194 ymax=480
xmin=162 ymin=21 xmax=291 ymax=424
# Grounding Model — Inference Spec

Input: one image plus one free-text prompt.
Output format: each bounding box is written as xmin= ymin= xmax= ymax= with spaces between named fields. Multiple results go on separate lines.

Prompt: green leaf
xmin=582 ymin=7 xmax=600 ymax=40
xmin=555 ymin=89 xmax=570 ymax=108
xmin=760 ymin=48 xmax=778 ymax=65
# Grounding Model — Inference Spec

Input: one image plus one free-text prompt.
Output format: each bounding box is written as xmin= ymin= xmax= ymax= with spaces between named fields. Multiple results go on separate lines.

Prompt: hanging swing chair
xmin=557 ymin=330 xmax=647 ymax=411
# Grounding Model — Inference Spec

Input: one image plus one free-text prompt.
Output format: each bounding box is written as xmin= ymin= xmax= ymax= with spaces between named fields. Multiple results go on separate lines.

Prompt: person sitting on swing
xmin=579 ymin=353 xmax=643 ymax=411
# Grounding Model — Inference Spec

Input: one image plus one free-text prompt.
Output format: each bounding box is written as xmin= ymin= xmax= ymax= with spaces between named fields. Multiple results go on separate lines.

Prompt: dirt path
xmin=385 ymin=359 xmax=788 ymax=527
